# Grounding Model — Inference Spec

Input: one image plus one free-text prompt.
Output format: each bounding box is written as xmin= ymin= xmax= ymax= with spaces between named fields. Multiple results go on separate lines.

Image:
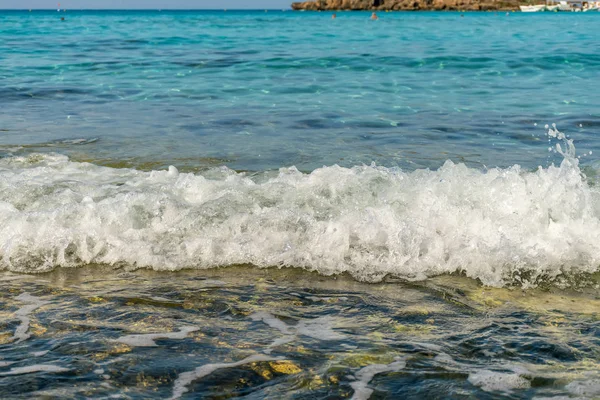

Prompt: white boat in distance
xmin=558 ymin=1 xmax=574 ymax=10
xmin=520 ymin=4 xmax=547 ymax=11
xmin=520 ymin=0 xmax=600 ymax=11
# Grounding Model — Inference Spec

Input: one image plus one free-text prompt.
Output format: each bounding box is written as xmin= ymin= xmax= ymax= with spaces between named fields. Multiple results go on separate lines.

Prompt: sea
xmin=0 ymin=9 xmax=599 ymax=399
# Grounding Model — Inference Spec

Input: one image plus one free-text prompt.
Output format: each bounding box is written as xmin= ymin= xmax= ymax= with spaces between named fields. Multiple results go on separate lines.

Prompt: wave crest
xmin=0 ymin=133 xmax=599 ymax=287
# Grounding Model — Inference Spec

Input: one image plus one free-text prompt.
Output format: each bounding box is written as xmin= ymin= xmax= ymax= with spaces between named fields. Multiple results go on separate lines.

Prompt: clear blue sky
xmin=0 ymin=0 xmax=293 ymax=9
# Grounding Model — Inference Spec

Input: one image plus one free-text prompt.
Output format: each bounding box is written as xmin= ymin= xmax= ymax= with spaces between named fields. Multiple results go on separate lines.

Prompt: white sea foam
xmin=170 ymin=354 xmax=278 ymax=400
xmin=11 ymin=293 xmax=49 ymax=343
xmin=296 ymin=317 xmax=346 ymax=340
xmin=0 ymin=127 xmax=598 ymax=287
xmin=250 ymin=312 xmax=293 ymax=335
xmin=468 ymin=369 xmax=531 ymax=392
xmin=0 ymin=364 xmax=69 ymax=376
xmin=250 ymin=312 xmax=344 ymax=353
xmin=114 ymin=326 xmax=198 ymax=347
xmin=433 ymin=353 xmax=455 ymax=364
xmin=350 ymin=359 xmax=406 ymax=400
xmin=566 ymin=378 xmax=600 ymax=397
xmin=533 ymin=397 xmax=577 ymax=400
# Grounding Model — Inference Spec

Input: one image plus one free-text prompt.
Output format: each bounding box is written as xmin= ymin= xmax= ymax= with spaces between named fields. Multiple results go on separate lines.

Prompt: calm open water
xmin=0 ymin=10 xmax=599 ymax=399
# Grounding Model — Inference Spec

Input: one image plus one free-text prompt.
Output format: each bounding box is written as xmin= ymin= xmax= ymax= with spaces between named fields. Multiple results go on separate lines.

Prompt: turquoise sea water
xmin=2 ymin=10 xmax=600 ymax=171
xmin=0 ymin=10 xmax=599 ymax=399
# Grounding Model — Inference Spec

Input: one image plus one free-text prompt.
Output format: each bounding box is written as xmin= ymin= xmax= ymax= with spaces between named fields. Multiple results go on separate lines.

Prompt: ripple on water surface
xmin=0 ymin=266 xmax=599 ymax=399
xmin=1 ymin=11 xmax=600 ymax=171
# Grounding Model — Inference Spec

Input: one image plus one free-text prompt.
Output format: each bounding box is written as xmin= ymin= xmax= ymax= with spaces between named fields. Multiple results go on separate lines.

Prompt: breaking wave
xmin=0 ymin=127 xmax=599 ymax=287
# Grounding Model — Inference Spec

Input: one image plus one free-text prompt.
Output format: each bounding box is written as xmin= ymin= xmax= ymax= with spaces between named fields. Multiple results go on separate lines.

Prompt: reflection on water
xmin=0 ymin=266 xmax=598 ymax=399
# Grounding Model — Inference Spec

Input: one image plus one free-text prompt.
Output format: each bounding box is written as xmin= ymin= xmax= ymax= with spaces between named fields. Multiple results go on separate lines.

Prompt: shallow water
xmin=1 ymin=267 xmax=599 ymax=399
xmin=1 ymin=9 xmax=600 ymax=399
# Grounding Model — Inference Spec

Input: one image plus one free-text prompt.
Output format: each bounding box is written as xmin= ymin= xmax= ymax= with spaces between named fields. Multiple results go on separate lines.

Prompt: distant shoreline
xmin=291 ymin=0 xmax=547 ymax=11
xmin=0 ymin=7 xmax=568 ymax=12
xmin=0 ymin=9 xmax=295 ymax=11
xmin=0 ymin=6 xmax=592 ymax=12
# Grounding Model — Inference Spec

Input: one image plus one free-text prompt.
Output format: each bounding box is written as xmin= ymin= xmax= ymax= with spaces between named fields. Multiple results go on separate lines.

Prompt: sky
xmin=0 ymin=0 xmax=293 ymax=9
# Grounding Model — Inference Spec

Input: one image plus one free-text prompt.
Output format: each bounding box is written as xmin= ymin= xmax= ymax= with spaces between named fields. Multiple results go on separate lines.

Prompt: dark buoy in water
xmin=61 ymin=17 xmax=65 ymax=21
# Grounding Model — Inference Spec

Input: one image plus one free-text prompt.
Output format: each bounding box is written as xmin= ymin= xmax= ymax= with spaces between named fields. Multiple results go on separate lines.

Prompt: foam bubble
xmin=468 ymin=369 xmax=531 ymax=392
xmin=0 ymin=364 xmax=69 ymax=376
xmin=533 ymin=397 xmax=576 ymax=400
xmin=350 ymin=359 xmax=406 ymax=400
xmin=114 ymin=326 xmax=198 ymax=347
xmin=296 ymin=317 xmax=346 ymax=341
xmin=12 ymin=293 xmax=49 ymax=343
xmin=250 ymin=312 xmax=344 ymax=353
xmin=566 ymin=379 xmax=600 ymax=397
xmin=0 ymin=126 xmax=598 ymax=287
xmin=433 ymin=353 xmax=455 ymax=364
xmin=250 ymin=312 xmax=293 ymax=335
xmin=170 ymin=354 xmax=279 ymax=400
